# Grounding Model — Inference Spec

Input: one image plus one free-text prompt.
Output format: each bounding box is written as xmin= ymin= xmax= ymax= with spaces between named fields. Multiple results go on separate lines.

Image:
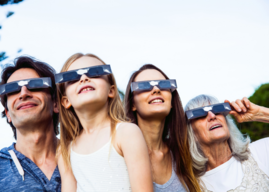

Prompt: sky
xmin=0 ymin=0 xmax=269 ymax=149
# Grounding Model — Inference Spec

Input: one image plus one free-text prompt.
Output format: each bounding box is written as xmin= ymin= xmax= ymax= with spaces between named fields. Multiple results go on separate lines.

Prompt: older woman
xmin=185 ymin=94 xmax=269 ymax=192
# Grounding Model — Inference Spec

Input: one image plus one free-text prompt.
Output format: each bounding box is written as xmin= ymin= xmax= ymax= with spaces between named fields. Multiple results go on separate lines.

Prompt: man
xmin=0 ymin=56 xmax=61 ymax=191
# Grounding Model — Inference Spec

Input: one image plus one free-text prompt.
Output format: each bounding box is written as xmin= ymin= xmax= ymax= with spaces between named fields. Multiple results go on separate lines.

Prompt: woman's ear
xmin=108 ymin=85 xmax=116 ymax=99
xmin=61 ymin=96 xmax=72 ymax=109
xmin=132 ymin=103 xmax=137 ymax=111
xmin=53 ymin=101 xmax=59 ymax=113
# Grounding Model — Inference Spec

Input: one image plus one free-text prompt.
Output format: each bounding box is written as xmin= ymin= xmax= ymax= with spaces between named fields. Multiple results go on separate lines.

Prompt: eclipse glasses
xmin=131 ymin=79 xmax=177 ymax=93
xmin=185 ymin=103 xmax=231 ymax=120
xmin=55 ymin=65 xmax=112 ymax=84
xmin=0 ymin=77 xmax=52 ymax=96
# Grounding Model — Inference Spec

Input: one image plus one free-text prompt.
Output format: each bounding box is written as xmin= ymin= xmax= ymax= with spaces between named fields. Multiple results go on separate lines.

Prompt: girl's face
xmin=61 ymin=56 xmax=115 ymax=111
xmin=132 ymin=69 xmax=172 ymax=121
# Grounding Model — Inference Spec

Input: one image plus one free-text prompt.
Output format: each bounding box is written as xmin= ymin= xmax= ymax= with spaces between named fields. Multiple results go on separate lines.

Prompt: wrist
xmin=252 ymin=106 xmax=269 ymax=123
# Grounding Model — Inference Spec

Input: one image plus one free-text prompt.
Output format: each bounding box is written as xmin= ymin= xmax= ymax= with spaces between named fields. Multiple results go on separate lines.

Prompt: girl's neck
xmin=202 ymin=141 xmax=232 ymax=171
xmin=137 ymin=115 xmax=166 ymax=151
xmin=75 ymin=103 xmax=111 ymax=134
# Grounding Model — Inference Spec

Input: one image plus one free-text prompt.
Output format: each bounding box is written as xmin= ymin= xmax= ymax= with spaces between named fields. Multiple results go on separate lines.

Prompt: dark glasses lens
xmin=28 ymin=79 xmax=44 ymax=88
xmin=88 ymin=66 xmax=104 ymax=77
xmin=5 ymin=83 xmax=19 ymax=93
xmin=63 ymin=71 xmax=79 ymax=81
xmin=138 ymin=82 xmax=151 ymax=90
xmin=212 ymin=105 xmax=225 ymax=113
xmin=159 ymin=81 xmax=171 ymax=89
xmin=192 ymin=109 xmax=207 ymax=117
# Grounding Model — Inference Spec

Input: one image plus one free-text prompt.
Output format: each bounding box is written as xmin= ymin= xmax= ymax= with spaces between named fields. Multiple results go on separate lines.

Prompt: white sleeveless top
xmin=70 ymin=123 xmax=132 ymax=192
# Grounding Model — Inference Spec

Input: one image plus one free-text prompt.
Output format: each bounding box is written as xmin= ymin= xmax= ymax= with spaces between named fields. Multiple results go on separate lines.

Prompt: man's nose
xmin=19 ymin=86 xmax=32 ymax=100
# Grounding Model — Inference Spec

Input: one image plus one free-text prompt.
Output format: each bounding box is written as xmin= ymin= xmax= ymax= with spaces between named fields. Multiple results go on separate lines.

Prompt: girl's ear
xmin=108 ymin=85 xmax=116 ymax=99
xmin=61 ymin=96 xmax=72 ymax=109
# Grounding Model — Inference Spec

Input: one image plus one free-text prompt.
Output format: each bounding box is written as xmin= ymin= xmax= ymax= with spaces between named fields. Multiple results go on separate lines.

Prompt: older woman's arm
xmin=225 ymin=97 xmax=269 ymax=123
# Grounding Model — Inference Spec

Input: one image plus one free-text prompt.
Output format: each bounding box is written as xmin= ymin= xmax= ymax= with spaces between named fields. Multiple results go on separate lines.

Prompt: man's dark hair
xmin=0 ymin=56 xmax=59 ymax=139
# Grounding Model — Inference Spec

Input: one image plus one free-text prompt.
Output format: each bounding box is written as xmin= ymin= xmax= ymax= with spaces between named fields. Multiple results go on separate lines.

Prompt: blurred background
xmin=0 ymin=0 xmax=269 ymax=149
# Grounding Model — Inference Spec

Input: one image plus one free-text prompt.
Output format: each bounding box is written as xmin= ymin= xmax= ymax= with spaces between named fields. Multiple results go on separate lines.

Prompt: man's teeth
xmin=81 ymin=88 xmax=94 ymax=92
xmin=150 ymin=99 xmax=163 ymax=104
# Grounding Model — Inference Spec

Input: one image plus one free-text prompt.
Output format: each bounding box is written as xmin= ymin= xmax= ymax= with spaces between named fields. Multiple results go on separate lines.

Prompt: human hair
xmin=0 ymin=56 xmax=59 ymax=139
xmin=185 ymin=94 xmax=251 ymax=176
xmin=124 ymin=64 xmax=201 ymax=192
xmin=57 ymin=53 xmax=126 ymax=169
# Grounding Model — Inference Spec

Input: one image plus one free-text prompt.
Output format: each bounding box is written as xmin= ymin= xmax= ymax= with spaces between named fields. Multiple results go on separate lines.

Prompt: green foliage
xmin=6 ymin=11 xmax=14 ymax=18
xmin=0 ymin=0 xmax=23 ymax=6
xmin=0 ymin=0 xmax=24 ymax=66
xmin=238 ymin=83 xmax=269 ymax=141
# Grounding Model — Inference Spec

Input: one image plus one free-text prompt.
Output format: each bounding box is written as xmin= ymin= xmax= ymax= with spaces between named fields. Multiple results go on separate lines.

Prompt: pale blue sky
xmin=0 ymin=0 xmax=269 ymax=148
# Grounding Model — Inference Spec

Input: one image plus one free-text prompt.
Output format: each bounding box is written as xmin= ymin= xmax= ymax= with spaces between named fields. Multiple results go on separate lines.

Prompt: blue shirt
xmin=0 ymin=143 xmax=61 ymax=192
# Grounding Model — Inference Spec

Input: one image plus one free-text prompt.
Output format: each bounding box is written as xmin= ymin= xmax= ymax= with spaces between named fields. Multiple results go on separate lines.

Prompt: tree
xmin=0 ymin=0 xmax=24 ymax=66
xmin=237 ymin=83 xmax=269 ymax=141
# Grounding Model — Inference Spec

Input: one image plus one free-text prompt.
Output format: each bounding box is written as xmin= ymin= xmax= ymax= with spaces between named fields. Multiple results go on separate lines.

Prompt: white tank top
xmin=70 ymin=123 xmax=132 ymax=192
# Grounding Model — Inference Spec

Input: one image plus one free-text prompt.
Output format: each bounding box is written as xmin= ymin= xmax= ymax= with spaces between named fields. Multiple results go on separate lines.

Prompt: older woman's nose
xmin=207 ymin=111 xmax=216 ymax=121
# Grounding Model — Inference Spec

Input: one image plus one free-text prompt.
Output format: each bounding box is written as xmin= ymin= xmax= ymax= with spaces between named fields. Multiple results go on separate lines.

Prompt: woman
xmin=185 ymin=94 xmax=269 ymax=191
xmin=124 ymin=64 xmax=201 ymax=192
xmin=57 ymin=53 xmax=153 ymax=192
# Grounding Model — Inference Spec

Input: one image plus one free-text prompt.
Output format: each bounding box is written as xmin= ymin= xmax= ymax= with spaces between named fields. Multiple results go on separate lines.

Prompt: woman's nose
xmin=207 ymin=111 xmax=216 ymax=121
xmin=151 ymin=86 xmax=161 ymax=94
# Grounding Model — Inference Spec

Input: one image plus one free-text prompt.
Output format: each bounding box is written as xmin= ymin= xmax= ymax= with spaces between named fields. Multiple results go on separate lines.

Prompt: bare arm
xmin=116 ymin=123 xmax=153 ymax=192
xmin=225 ymin=97 xmax=269 ymax=123
xmin=58 ymin=154 xmax=77 ymax=192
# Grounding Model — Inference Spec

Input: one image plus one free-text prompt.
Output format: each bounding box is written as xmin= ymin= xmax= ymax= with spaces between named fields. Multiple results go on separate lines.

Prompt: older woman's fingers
xmin=242 ymin=97 xmax=250 ymax=108
xmin=229 ymin=110 xmax=243 ymax=122
xmin=230 ymin=101 xmax=242 ymax=112
xmin=224 ymin=100 xmax=230 ymax=104
xmin=235 ymin=99 xmax=247 ymax=112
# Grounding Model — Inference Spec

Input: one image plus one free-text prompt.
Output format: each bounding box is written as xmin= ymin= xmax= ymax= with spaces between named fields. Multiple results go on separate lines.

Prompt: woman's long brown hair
xmin=58 ymin=53 xmax=126 ymax=169
xmin=124 ymin=64 xmax=201 ymax=192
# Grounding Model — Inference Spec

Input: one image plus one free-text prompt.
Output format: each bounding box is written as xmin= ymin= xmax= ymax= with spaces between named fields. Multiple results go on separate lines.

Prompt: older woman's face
xmin=132 ymin=69 xmax=172 ymax=121
xmin=191 ymin=111 xmax=230 ymax=146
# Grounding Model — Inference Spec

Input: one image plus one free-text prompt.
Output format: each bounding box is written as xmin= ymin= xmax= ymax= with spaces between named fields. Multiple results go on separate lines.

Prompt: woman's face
xmin=191 ymin=111 xmax=230 ymax=146
xmin=61 ymin=56 xmax=114 ymax=110
xmin=132 ymin=69 xmax=172 ymax=121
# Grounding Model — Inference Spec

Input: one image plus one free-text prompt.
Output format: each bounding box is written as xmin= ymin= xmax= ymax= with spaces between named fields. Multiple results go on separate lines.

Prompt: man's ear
xmin=61 ymin=96 xmax=72 ymax=109
xmin=5 ymin=109 xmax=11 ymax=123
xmin=108 ymin=85 xmax=116 ymax=99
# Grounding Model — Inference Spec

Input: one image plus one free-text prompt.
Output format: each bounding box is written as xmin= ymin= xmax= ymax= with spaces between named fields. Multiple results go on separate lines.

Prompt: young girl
xmin=56 ymin=53 xmax=153 ymax=192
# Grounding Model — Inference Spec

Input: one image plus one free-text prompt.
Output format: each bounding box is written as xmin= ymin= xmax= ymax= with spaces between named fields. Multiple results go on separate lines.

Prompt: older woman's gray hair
xmin=185 ymin=94 xmax=251 ymax=176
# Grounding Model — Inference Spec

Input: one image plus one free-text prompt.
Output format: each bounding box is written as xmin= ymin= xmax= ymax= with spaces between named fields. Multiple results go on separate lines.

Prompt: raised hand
xmin=224 ymin=97 xmax=261 ymax=123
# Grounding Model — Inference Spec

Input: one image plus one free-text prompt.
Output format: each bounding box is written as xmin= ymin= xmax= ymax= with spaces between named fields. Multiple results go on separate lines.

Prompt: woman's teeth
xmin=150 ymin=99 xmax=163 ymax=104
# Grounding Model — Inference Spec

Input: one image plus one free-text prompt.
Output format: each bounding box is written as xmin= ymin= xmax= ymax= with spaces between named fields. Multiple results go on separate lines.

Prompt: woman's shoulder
xmin=116 ymin=122 xmax=142 ymax=135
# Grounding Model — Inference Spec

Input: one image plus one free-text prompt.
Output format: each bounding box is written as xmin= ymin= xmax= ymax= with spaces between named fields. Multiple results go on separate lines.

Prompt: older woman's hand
xmin=224 ymin=97 xmax=261 ymax=123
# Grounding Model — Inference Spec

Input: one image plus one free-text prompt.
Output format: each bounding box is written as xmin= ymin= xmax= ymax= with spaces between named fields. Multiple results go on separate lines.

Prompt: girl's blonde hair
xmin=58 ymin=53 xmax=126 ymax=169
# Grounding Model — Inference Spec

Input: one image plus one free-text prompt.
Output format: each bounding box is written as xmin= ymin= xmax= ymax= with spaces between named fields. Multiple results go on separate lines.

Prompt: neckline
xmin=204 ymin=156 xmax=236 ymax=176
xmin=153 ymin=151 xmax=176 ymax=188
xmin=71 ymin=122 xmax=122 ymax=156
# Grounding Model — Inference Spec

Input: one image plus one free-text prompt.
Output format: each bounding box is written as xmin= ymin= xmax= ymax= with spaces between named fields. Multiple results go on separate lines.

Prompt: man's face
xmin=5 ymin=68 xmax=58 ymax=129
